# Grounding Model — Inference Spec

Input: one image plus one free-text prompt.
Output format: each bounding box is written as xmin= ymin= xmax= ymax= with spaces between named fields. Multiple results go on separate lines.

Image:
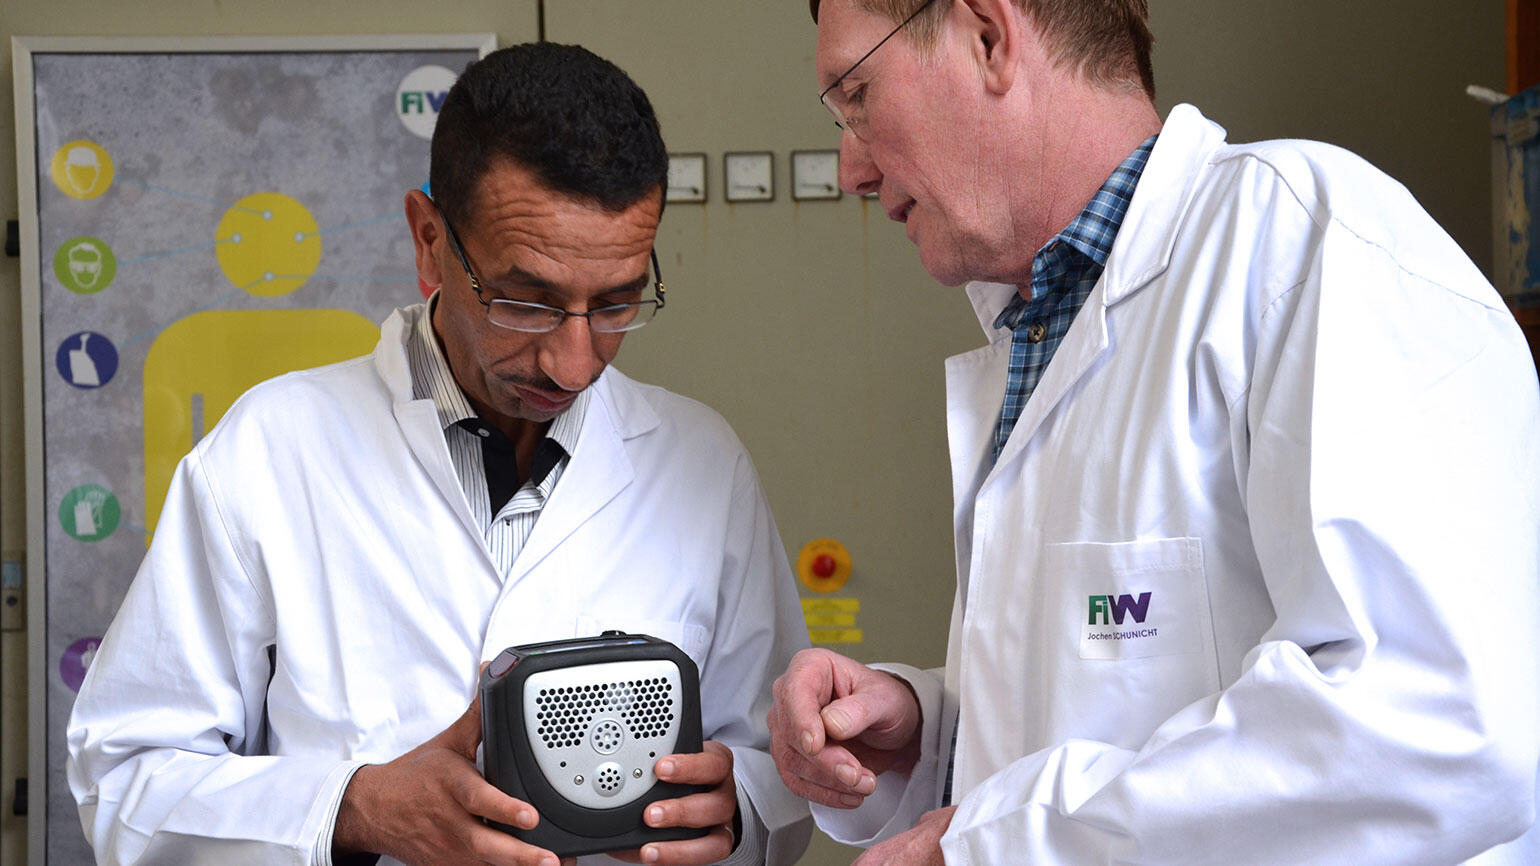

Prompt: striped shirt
xmin=990 ymin=135 xmax=1156 ymax=462
xmin=404 ymin=300 xmax=587 ymax=577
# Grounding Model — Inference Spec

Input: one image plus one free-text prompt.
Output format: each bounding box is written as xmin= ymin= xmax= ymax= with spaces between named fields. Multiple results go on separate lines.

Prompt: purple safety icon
xmin=60 ymin=636 xmax=104 ymax=692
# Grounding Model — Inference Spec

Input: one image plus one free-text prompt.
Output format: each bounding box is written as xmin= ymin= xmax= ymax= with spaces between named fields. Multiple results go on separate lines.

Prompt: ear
xmin=404 ymin=189 xmax=446 ymax=289
xmin=957 ymin=0 xmax=1021 ymax=95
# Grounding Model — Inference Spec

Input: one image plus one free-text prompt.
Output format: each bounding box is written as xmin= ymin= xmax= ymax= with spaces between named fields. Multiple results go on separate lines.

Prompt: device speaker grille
xmin=533 ymin=678 xmax=677 ymax=748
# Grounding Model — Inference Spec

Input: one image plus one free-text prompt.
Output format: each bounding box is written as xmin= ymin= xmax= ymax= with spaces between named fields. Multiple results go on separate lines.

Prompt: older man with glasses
xmin=769 ymin=0 xmax=1540 ymax=864
xmin=67 ymin=42 xmax=811 ymax=866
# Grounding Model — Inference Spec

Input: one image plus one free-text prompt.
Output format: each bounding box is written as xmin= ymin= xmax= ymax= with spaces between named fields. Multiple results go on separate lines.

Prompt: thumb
xmin=820 ymin=693 xmax=880 ymax=742
xmin=438 ymin=683 xmax=486 ymax=761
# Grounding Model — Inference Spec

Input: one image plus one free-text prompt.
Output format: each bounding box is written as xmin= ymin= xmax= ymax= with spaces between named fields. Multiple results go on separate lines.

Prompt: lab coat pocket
xmin=1043 ymin=538 xmax=1220 ymax=748
xmin=1048 ymin=538 xmax=1218 ymax=667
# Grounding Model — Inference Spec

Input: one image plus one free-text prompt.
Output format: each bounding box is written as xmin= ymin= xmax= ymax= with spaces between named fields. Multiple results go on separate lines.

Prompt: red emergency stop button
xmin=797 ymin=539 xmax=852 ymax=593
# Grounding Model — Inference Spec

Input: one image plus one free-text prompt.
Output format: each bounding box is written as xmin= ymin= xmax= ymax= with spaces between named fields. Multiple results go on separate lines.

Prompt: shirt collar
xmin=1053 ymin=134 xmax=1155 ymax=267
xmin=407 ymin=292 xmax=590 ymax=454
xmin=994 ymin=135 xmax=1157 ymax=329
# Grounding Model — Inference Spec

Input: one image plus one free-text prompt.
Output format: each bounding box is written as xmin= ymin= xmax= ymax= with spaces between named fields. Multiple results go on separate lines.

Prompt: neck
xmin=1001 ymin=85 xmax=1162 ymax=292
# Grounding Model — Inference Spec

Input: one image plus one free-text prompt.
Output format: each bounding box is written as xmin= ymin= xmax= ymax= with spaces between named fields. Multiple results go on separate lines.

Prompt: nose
xmin=837 ymin=132 xmax=881 ymax=197
xmin=536 ymin=314 xmax=605 ymax=392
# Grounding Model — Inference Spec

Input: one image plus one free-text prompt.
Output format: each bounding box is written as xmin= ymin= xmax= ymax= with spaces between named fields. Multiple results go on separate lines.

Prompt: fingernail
xmin=824 ymin=707 xmax=850 ymax=735
xmin=657 ymin=759 xmax=675 ymax=777
xmin=839 ymin=792 xmax=864 ymax=808
xmin=521 ymin=810 xmax=537 ymax=827
xmin=835 ymin=764 xmax=860 ymax=787
xmin=647 ymin=805 xmax=664 ymax=825
xmin=800 ymin=730 xmax=815 ymax=755
xmin=642 ymin=845 xmax=659 ymax=863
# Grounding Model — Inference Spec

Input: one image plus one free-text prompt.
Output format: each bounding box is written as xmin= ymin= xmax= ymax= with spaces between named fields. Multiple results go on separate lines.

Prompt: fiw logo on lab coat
xmin=1088 ymin=592 xmax=1152 ymax=626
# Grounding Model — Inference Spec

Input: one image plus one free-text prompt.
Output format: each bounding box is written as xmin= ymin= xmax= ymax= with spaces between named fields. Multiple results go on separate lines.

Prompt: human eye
xmin=490 ymin=298 xmax=563 ymax=331
xmin=844 ymin=82 xmax=868 ymax=106
xmin=589 ymin=301 xmax=645 ymax=331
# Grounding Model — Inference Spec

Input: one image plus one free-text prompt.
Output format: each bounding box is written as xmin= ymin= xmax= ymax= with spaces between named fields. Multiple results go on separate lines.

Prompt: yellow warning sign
xmin=801 ymin=598 xmax=860 ymax=613
xmin=807 ymin=629 xmax=864 ymax=644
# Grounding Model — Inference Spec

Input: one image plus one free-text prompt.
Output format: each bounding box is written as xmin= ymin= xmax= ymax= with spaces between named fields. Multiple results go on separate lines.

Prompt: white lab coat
xmin=67 ymin=306 xmax=812 ymax=865
xmin=816 ymin=104 xmax=1540 ymax=863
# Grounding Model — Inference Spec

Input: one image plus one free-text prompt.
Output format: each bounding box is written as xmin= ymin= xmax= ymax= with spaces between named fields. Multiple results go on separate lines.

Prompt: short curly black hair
xmin=429 ymin=42 xmax=667 ymax=227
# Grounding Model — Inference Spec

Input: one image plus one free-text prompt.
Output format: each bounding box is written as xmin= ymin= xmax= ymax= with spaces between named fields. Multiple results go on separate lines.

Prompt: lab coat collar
xmin=1096 ymin=103 xmax=1227 ymax=307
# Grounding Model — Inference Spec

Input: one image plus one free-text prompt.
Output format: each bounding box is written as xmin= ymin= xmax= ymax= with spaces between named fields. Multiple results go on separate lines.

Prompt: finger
xmin=461 ymin=823 xmax=563 ymax=866
xmin=813 ymin=742 xmax=877 ymax=796
xmin=771 ymin=752 xmax=870 ymax=809
xmin=819 ymin=671 xmax=918 ymax=748
xmin=437 ymin=688 xmax=486 ymax=760
xmin=773 ymin=733 xmax=873 ymax=796
xmin=654 ymin=741 xmax=732 ymax=786
xmin=644 ymin=787 xmax=736 ymax=830
xmin=635 ymin=824 xmax=735 ymax=866
xmin=771 ymin=649 xmax=840 ymax=757
xmin=455 ymin=770 xmax=538 ymax=830
xmin=820 ymin=693 xmax=883 ymax=742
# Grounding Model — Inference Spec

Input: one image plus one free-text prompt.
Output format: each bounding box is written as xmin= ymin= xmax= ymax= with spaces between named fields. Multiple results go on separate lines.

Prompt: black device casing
xmin=479 ymin=632 xmax=708 ymax=857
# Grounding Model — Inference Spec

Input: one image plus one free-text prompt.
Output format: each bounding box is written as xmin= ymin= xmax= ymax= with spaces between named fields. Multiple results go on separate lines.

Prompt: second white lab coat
xmin=817 ymin=104 xmax=1540 ymax=863
xmin=68 ymin=306 xmax=812 ymax=865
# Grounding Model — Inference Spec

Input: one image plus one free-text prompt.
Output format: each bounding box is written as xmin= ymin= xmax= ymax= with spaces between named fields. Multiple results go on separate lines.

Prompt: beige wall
xmin=0 ymin=1 xmax=1503 ymax=863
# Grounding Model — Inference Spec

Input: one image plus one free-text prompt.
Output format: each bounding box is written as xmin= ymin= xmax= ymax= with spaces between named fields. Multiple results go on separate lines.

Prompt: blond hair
xmin=811 ymin=0 xmax=1155 ymax=99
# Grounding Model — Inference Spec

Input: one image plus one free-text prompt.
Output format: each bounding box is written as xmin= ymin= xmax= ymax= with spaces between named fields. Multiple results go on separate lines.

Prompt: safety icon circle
xmin=56 ymin=331 xmax=119 ymax=389
xmin=59 ymin=484 xmax=121 ymax=543
xmin=51 ymin=140 xmax=115 ymax=200
xmin=215 ymin=192 xmax=322 ymax=297
xmin=55 ymin=331 xmax=119 ymax=389
xmin=60 ymin=635 xmax=105 ymax=693
xmin=54 ymin=236 xmax=117 ymax=294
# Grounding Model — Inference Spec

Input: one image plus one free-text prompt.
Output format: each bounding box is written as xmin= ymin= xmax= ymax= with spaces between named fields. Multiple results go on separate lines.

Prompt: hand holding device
xmin=480 ymin=632 xmax=710 ymax=858
xmin=333 ymin=686 xmax=566 ymax=866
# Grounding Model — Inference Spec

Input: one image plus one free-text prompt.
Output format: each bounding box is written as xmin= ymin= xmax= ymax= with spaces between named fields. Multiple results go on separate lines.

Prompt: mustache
xmin=500 ymin=371 xmax=593 ymax=393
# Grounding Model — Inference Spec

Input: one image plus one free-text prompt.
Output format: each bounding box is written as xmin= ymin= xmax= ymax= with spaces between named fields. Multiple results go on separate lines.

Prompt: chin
xmin=915 ymin=248 xmax=971 ymax=288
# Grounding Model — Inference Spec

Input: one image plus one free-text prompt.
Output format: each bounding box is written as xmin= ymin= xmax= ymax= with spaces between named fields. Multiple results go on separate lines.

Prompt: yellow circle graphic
xmin=51 ymin=140 xmax=115 ymax=199
xmin=797 ymin=538 xmax=853 ymax=593
xmin=215 ymin=192 xmax=323 ymax=297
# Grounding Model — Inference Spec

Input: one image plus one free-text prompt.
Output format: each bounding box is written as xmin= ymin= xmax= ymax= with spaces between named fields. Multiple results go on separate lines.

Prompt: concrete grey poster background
xmin=27 ymin=43 xmax=481 ymax=862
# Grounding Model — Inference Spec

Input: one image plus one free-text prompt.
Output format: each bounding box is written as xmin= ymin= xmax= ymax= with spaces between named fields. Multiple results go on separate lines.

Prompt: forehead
xmin=463 ymin=161 xmax=660 ymax=287
xmin=815 ymin=0 xmax=909 ymax=84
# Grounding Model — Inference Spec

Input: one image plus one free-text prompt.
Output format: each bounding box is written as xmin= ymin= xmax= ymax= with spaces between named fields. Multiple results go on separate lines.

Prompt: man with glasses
xmin=769 ymin=0 xmax=1540 ymax=863
xmin=67 ymin=43 xmax=810 ymax=866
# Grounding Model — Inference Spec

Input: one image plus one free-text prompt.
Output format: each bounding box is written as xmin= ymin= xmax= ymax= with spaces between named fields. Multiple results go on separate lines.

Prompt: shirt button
xmin=476 ymin=426 xmax=490 ymax=438
xmin=1027 ymin=321 xmax=1047 ymax=343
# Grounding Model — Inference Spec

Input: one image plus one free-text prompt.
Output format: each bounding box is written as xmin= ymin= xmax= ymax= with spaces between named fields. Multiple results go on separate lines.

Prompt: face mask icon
xmin=67 ymin=242 xmax=103 ymax=288
xmin=65 ymin=145 xmax=101 ymax=196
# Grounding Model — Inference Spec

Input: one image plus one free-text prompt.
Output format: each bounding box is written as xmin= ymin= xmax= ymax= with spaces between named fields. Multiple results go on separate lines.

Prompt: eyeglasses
xmin=818 ymin=0 xmax=939 ymax=141
xmin=438 ymin=207 xmax=666 ymax=334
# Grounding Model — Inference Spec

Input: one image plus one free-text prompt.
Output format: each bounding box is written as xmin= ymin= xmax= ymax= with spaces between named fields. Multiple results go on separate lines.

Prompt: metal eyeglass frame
xmin=818 ymin=0 xmax=940 ymax=139
xmin=437 ymin=205 xmax=665 ymax=334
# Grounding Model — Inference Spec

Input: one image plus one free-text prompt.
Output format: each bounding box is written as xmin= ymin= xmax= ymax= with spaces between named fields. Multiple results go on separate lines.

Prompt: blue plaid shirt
xmin=990 ymin=135 xmax=1156 ymax=463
